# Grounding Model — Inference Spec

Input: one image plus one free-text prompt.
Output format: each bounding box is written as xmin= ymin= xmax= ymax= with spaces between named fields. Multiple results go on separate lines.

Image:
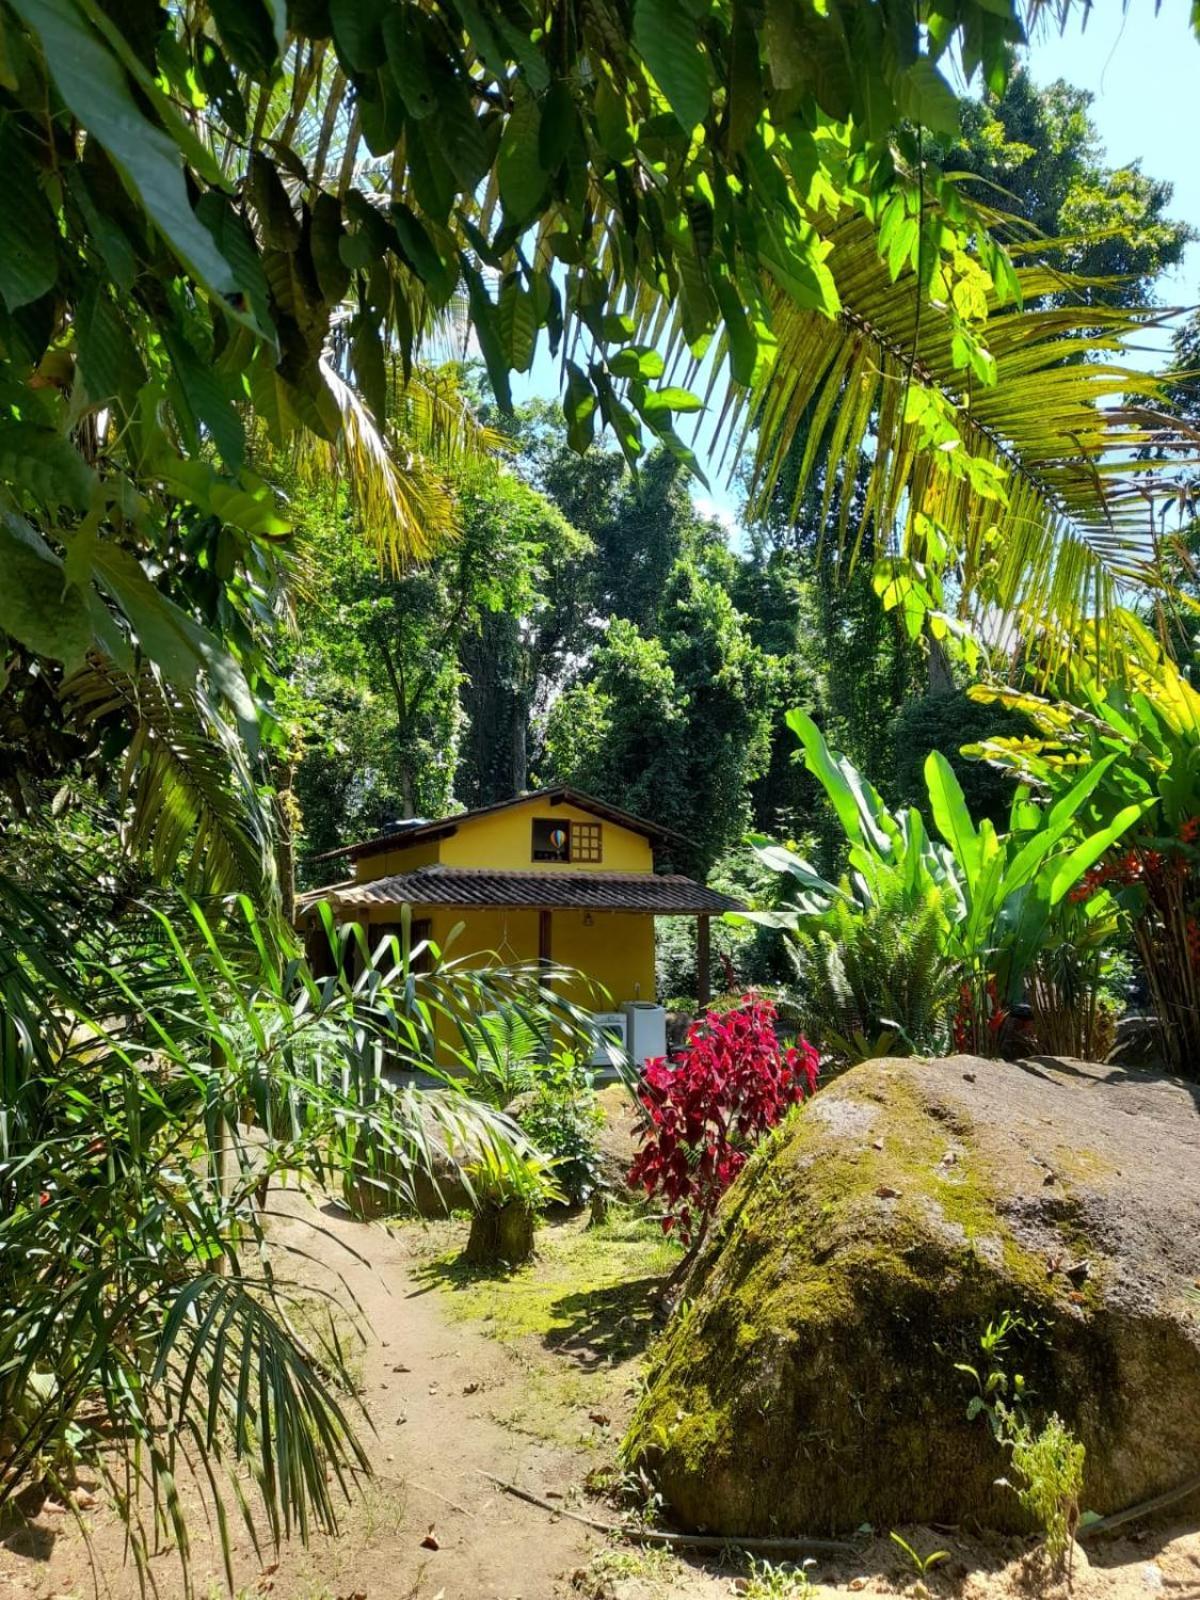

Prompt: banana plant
xmin=745 ymin=709 xmax=1151 ymax=1056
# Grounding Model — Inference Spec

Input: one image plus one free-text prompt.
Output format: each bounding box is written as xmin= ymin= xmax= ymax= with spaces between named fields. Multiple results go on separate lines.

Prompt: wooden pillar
xmin=696 ymin=914 xmax=711 ymax=1008
xmin=538 ymin=909 xmax=553 ymax=972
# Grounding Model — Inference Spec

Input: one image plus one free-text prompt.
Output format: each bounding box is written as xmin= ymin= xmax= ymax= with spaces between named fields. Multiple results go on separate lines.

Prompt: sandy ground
xmin=1 ymin=1192 xmax=1199 ymax=1600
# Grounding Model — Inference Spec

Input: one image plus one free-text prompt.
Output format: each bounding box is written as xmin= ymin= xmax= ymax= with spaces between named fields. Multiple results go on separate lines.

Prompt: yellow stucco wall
xmin=354 ymin=798 xmax=654 ymax=883
xmin=355 ymin=902 xmax=656 ymax=1009
xmin=437 ymin=800 xmax=653 ymax=873
xmin=354 ymin=836 xmax=441 ymax=881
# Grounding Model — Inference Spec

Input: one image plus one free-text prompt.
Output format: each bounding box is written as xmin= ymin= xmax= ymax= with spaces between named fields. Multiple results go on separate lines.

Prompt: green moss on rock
xmin=623 ymin=1056 xmax=1200 ymax=1537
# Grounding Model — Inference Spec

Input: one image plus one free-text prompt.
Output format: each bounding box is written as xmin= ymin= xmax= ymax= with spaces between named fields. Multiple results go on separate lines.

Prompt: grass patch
xmin=575 ymin=1540 xmax=685 ymax=1597
xmin=409 ymin=1205 xmax=680 ymax=1359
xmin=401 ymin=1205 xmax=680 ymax=1448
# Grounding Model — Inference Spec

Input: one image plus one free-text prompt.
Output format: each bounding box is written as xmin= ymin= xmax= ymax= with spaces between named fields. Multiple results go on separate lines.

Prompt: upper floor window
xmin=531 ymin=817 xmax=603 ymax=863
xmin=571 ymin=821 xmax=602 ymax=862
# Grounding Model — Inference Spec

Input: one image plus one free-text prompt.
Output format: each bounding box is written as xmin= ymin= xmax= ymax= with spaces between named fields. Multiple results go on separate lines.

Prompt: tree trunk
xmin=464 ymin=1200 xmax=535 ymax=1266
xmin=510 ymin=694 xmax=527 ymax=795
xmin=398 ymin=761 xmax=415 ymax=819
xmin=275 ymin=756 xmax=296 ymax=925
xmin=926 ymin=631 xmax=954 ymax=695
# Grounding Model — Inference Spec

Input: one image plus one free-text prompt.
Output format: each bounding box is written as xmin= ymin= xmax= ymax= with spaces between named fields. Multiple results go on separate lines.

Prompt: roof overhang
xmin=297 ymin=866 xmax=744 ymax=918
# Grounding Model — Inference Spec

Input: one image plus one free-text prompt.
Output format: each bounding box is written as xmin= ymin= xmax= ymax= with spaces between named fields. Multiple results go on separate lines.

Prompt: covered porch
xmin=299 ymin=863 xmax=745 ymax=1045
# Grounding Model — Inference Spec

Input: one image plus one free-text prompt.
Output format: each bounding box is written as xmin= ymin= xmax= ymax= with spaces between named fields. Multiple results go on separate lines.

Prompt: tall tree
xmin=543 ymin=560 xmax=773 ymax=870
xmin=947 ymin=68 xmax=1192 ymax=306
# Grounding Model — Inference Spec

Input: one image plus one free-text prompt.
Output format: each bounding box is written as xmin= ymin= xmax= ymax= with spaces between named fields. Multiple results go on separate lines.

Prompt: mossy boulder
xmin=624 ymin=1055 xmax=1200 ymax=1536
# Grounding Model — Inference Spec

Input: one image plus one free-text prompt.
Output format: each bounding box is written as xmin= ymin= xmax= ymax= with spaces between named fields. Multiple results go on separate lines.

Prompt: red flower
xmin=39 ymin=1190 xmax=51 ymax=1207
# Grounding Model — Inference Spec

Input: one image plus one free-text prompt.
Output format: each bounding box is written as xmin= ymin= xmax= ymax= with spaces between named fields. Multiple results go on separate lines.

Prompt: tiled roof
xmin=298 ymin=865 xmax=744 ymax=916
xmin=308 ymin=786 xmax=689 ymax=863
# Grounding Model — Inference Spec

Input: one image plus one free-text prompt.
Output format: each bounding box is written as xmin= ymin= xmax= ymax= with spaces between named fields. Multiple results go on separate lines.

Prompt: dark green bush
xmin=892 ymin=691 xmax=1029 ymax=827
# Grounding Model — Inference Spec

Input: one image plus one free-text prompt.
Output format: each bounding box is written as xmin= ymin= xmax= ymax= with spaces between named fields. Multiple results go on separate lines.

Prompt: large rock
xmin=624 ymin=1055 xmax=1200 ymax=1536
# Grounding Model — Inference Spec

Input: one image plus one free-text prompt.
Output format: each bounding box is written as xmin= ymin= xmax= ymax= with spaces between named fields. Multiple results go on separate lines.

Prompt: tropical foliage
xmin=968 ymin=611 xmax=1200 ymax=1077
xmin=627 ymin=997 xmax=819 ymax=1245
xmin=0 ymin=851 xmax=581 ymax=1586
xmin=748 ymin=709 xmax=1149 ymax=1061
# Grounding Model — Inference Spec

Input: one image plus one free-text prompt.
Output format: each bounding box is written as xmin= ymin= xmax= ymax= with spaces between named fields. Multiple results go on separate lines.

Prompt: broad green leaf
xmin=897 ymin=58 xmax=962 ymax=136
xmin=925 ymin=750 xmax=981 ymax=888
xmin=564 ymin=362 xmax=597 ymax=453
xmin=634 ymin=0 xmax=711 ymax=133
xmin=163 ymin=322 xmax=246 ymax=469
xmin=383 ymin=9 xmax=437 ymax=118
xmin=639 ymin=385 xmax=704 ymax=414
xmin=0 ymin=117 xmax=58 ymax=310
xmin=310 ymin=192 xmax=352 ymax=304
xmin=462 ymin=262 xmax=512 ymax=412
xmin=330 ymin=0 xmax=388 ymax=72
xmin=1044 ymin=800 xmax=1154 ymax=906
xmin=609 ymin=346 xmax=665 ymax=380
xmin=247 ymin=151 xmax=300 ymax=252
xmin=10 ymin=0 xmax=237 ymax=296
xmin=497 ymin=89 xmax=548 ymax=224
xmin=498 ymin=274 xmax=537 ymax=373
xmin=206 ymin=0 xmax=284 ymax=79
xmin=76 ymin=282 xmax=145 ymax=404
xmin=997 ymin=754 xmax=1116 ymax=900
xmin=786 ymin=707 xmax=894 ymax=854
xmin=0 ymin=511 xmax=94 ymax=668
xmin=0 ymin=421 xmax=96 ymax=512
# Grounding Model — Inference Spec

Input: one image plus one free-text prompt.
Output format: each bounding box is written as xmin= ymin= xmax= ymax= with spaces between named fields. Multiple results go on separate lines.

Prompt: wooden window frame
xmin=569 ymin=821 xmax=602 ymax=863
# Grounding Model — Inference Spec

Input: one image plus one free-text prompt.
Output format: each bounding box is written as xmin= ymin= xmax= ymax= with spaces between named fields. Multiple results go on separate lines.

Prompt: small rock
xmin=1141 ymin=1562 xmax=1165 ymax=1591
xmin=872 ymin=1139 xmax=884 ymax=1151
xmin=420 ymin=1525 xmax=440 ymax=1550
xmin=962 ymin=1072 xmax=976 ymax=1082
xmin=874 ymin=1185 xmax=901 ymax=1199
xmin=848 ymin=1580 xmax=867 ymax=1592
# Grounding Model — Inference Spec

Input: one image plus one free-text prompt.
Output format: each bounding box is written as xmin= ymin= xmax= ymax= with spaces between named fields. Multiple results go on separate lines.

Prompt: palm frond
xmin=63 ymin=660 xmax=276 ymax=900
xmin=712 ymin=211 xmax=1195 ymax=646
xmin=287 ymin=360 xmax=506 ymax=572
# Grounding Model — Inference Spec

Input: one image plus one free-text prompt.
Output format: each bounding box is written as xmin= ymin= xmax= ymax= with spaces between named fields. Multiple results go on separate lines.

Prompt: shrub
xmin=788 ymin=876 xmax=960 ymax=1061
xmin=892 ymin=689 xmax=1028 ymax=827
xmin=627 ymin=996 xmax=819 ymax=1244
xmin=513 ymin=1052 xmax=604 ymax=1205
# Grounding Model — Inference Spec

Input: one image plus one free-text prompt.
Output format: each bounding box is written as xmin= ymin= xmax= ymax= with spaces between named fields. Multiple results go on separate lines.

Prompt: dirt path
xmin=3 ymin=1191 xmax=1200 ymax=1600
xmin=1 ymin=1192 xmax=623 ymax=1600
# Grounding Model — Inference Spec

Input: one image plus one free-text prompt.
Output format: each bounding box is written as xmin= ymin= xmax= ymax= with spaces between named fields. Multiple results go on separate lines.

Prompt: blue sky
xmin=515 ymin=8 xmax=1200 ymax=528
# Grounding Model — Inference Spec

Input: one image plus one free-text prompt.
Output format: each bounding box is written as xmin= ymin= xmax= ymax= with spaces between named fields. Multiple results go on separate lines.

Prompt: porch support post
xmin=538 ymin=909 xmax=553 ymax=973
xmin=696 ymin=914 xmax=711 ymax=1009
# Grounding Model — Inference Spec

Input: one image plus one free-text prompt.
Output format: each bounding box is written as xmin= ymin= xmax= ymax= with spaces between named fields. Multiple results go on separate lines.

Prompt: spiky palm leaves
xmin=714 ymin=212 xmax=1195 ymax=651
xmin=0 ymin=874 xmax=578 ymax=1593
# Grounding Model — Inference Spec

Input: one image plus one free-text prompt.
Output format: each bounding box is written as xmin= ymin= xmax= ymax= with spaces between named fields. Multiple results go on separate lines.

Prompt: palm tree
xmin=0 ymin=858 xmax=586 ymax=1592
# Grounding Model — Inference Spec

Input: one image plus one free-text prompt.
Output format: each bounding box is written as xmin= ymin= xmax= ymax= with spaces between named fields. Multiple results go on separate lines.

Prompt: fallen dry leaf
xmin=462 ymin=1380 xmax=480 ymax=1395
xmin=588 ymin=1411 xmax=611 ymax=1427
xmin=420 ymin=1524 xmax=440 ymax=1551
xmin=874 ymin=1185 xmax=900 ymax=1199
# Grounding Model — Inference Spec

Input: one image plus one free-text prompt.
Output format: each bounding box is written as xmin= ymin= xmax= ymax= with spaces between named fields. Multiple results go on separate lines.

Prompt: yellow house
xmin=299 ymin=788 xmax=743 ymax=1049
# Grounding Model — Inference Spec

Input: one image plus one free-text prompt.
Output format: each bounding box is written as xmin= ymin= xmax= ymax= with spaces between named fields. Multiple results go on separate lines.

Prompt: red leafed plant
xmin=628 ymin=996 xmax=819 ymax=1246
